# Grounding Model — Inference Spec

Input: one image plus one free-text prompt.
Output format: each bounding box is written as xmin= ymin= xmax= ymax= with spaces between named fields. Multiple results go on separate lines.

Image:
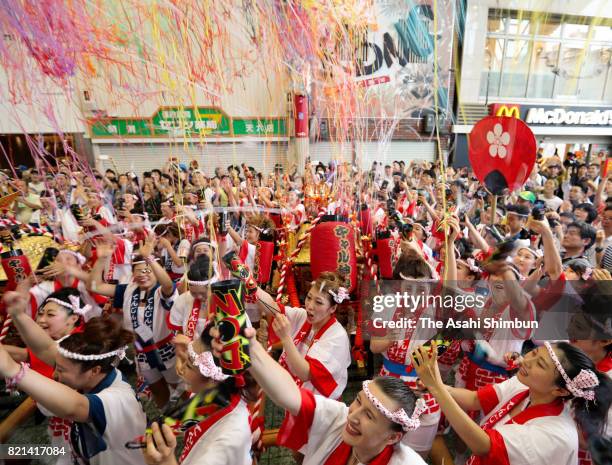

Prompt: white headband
xmin=188 ymin=273 xmax=219 ymax=287
xmin=132 ymin=257 xmax=158 ymax=265
xmin=56 ymin=334 xmax=127 ymax=363
xmin=187 ymin=342 xmax=228 ymax=382
xmin=57 ymin=249 xmax=86 ymax=265
xmin=362 ymin=380 xmax=426 ymax=432
xmin=46 ymin=295 xmax=93 ymax=318
xmin=543 ymin=342 xmax=599 ymax=401
xmin=193 ymin=241 xmax=217 ymax=251
xmin=518 ymin=247 xmax=543 ymax=259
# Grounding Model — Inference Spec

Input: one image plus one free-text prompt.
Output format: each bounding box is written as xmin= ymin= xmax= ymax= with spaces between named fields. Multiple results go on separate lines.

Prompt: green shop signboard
xmin=89 ymin=107 xmax=286 ymax=138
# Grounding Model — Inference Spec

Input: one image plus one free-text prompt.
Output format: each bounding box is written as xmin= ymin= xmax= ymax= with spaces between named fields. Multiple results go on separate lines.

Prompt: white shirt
xmin=161 ymin=239 xmax=190 ymax=275
xmin=539 ymin=194 xmax=563 ymax=211
xmin=181 ymin=399 xmax=252 ymax=465
xmin=115 ymin=283 xmax=177 ymax=345
xmin=74 ymin=369 xmax=147 ymax=465
xmin=475 ymin=376 xmax=579 ymax=465
xmin=278 ymin=305 xmax=351 ymax=400
xmin=168 ymin=291 xmax=210 ymax=338
xmin=280 ymin=389 xmax=427 ymax=465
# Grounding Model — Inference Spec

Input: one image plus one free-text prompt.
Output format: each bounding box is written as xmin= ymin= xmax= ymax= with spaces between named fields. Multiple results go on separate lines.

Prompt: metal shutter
xmin=95 ymin=142 xmax=288 ymax=176
xmin=356 ymin=141 xmax=436 ymax=169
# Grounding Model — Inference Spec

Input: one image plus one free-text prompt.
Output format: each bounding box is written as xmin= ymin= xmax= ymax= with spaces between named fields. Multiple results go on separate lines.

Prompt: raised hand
xmin=3 ymin=291 xmax=29 ymax=318
xmin=410 ymin=342 xmax=444 ymax=390
xmin=41 ymin=262 xmax=65 ymax=279
xmin=592 ymin=268 xmax=612 ymax=281
xmin=271 ymin=314 xmax=292 ymax=344
xmin=139 ymin=232 xmax=157 ymax=258
xmin=95 ymin=240 xmax=115 ymax=259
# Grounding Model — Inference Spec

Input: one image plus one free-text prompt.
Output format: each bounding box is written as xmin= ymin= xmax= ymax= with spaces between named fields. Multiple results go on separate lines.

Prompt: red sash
xmin=185 ymin=298 xmax=202 ymax=339
xmin=384 ymin=303 xmax=428 ymax=367
xmin=466 ymin=390 xmax=563 ymax=465
xmin=54 ymin=278 xmax=79 ymax=292
xmin=179 ymin=395 xmax=241 ymax=463
xmin=278 ymin=316 xmax=337 ymax=387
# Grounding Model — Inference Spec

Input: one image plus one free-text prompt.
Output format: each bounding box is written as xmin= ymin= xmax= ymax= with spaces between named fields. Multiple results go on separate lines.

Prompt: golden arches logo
xmin=496 ymin=105 xmax=520 ymax=119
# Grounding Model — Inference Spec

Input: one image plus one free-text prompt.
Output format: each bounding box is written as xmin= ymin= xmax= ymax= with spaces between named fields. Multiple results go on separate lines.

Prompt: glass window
xmin=563 ymin=21 xmax=589 ymax=40
xmin=488 ymin=13 xmax=505 ymax=34
xmin=533 ymin=13 xmax=562 ymax=38
xmin=527 ymin=41 xmax=559 ymax=98
xmin=506 ymin=16 xmax=531 ymax=36
xmin=481 ymin=9 xmax=612 ymax=102
xmin=499 ymin=40 xmax=531 ymax=97
xmin=554 ymin=43 xmax=582 ymax=98
xmin=577 ymin=45 xmax=611 ymax=100
xmin=480 ymin=38 xmax=504 ymax=97
xmin=591 ymin=25 xmax=612 ymax=42
xmin=604 ymin=60 xmax=612 ymax=102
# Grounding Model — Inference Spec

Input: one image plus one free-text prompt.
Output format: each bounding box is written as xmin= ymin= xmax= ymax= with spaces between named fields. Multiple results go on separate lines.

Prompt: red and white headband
xmin=319 ymin=282 xmax=349 ymax=304
xmin=362 ymin=380 xmax=427 ymax=432
xmin=57 ymin=249 xmax=86 ymax=265
xmin=543 ymin=342 xmax=599 ymax=401
xmin=187 ymin=342 xmax=228 ymax=382
xmin=457 ymin=257 xmax=482 ymax=274
xmin=46 ymin=295 xmax=93 ymax=319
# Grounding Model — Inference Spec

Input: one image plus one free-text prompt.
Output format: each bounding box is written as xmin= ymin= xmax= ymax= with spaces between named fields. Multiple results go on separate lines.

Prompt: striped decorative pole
xmin=0 ymin=217 xmax=61 ymax=241
xmin=362 ymin=236 xmax=380 ymax=295
xmin=0 ymin=316 xmax=12 ymax=342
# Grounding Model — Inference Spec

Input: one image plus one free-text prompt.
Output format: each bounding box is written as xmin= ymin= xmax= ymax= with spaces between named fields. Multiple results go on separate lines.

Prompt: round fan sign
xmin=468 ymin=116 xmax=536 ymax=195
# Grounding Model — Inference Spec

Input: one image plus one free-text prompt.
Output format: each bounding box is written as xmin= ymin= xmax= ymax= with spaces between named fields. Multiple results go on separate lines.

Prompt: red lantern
xmin=359 ymin=205 xmax=374 ymax=237
xmin=373 ymin=232 xmax=395 ymax=279
xmin=1 ymin=249 xmax=33 ymax=291
xmin=253 ymin=241 xmax=274 ymax=285
xmin=310 ymin=215 xmax=357 ymax=292
xmin=468 ymin=116 xmax=536 ymax=195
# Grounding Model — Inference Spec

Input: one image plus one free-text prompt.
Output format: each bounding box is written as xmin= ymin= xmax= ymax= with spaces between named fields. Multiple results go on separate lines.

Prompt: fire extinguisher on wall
xmin=294 ymin=94 xmax=308 ymax=138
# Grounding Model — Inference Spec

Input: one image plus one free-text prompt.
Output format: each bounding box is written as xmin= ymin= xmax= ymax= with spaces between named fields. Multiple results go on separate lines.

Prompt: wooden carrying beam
xmin=262 ymin=428 xmax=279 ymax=448
xmin=0 ymin=396 xmax=37 ymax=443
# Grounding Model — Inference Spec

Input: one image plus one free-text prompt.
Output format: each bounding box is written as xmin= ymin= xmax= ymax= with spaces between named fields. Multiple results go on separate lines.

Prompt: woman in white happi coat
xmin=168 ymin=255 xmax=219 ymax=340
xmin=0 ymin=294 xmax=146 ymax=465
xmin=412 ymin=340 xmax=612 ymax=465
xmin=142 ymin=324 xmax=254 ymax=465
xmin=212 ymin=326 xmax=428 ymax=465
xmin=370 ymin=232 xmax=459 ymax=457
xmin=567 ymin=293 xmax=612 ymax=465
xmin=256 ymin=270 xmax=351 ymax=400
xmin=89 ymin=233 xmax=179 ymax=408
xmin=5 ymin=287 xmax=87 ymax=464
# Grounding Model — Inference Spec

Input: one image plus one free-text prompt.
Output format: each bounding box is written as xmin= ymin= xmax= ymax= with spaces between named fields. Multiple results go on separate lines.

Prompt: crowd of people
xmin=0 ymin=151 xmax=611 ymax=465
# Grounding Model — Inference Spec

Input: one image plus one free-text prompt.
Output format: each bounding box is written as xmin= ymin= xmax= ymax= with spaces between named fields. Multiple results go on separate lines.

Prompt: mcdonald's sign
xmin=489 ymin=103 xmax=521 ymax=119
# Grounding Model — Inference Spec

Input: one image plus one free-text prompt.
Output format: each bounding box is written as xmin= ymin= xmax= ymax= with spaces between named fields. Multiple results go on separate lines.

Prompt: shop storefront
xmin=453 ymin=2 xmax=612 ymax=167
xmin=453 ymin=103 xmax=612 ymax=166
xmin=88 ymin=106 xmax=289 ymax=176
